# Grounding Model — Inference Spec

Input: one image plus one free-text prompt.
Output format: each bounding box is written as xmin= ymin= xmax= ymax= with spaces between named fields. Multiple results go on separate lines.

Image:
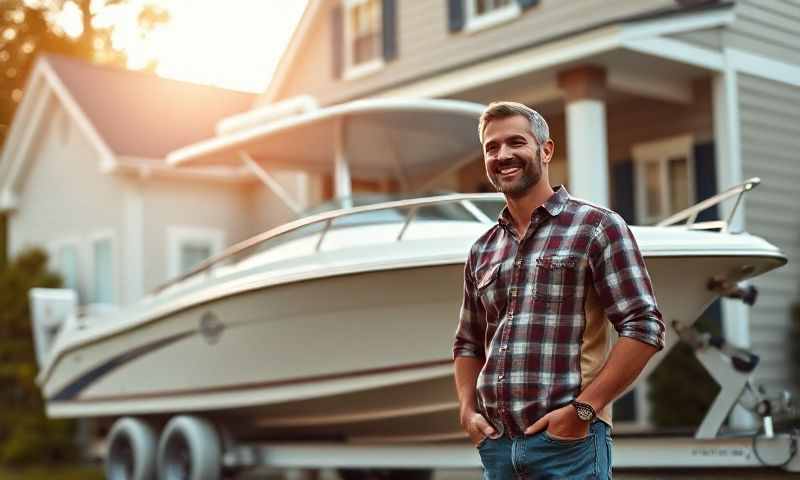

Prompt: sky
xmin=53 ymin=0 xmax=309 ymax=93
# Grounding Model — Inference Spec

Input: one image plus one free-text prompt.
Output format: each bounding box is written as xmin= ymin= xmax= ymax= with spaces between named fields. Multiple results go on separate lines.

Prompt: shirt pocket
xmin=476 ymin=263 xmax=503 ymax=315
xmin=531 ymin=255 xmax=584 ymax=315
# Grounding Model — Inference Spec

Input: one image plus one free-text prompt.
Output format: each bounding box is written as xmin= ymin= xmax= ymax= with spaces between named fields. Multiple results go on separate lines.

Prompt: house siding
xmin=669 ymin=27 xmax=724 ymax=50
xmin=139 ymin=177 xmax=255 ymax=293
xmin=738 ymin=73 xmax=800 ymax=391
xmin=725 ymin=0 xmax=800 ymax=64
xmin=267 ymin=0 xmax=677 ymax=105
xmin=8 ymin=100 xmax=126 ymax=304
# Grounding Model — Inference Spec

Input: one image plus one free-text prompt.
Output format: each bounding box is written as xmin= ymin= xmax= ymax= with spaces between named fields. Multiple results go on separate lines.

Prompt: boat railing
xmin=656 ymin=177 xmax=760 ymax=232
xmin=154 ymin=193 xmax=504 ymax=293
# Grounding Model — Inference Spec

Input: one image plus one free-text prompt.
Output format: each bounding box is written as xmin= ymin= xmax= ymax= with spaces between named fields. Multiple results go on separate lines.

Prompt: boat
xmin=30 ymin=99 xmax=787 ymax=478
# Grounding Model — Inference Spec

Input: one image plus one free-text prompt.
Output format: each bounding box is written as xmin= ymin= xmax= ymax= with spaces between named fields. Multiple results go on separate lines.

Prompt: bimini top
xmin=166 ymin=98 xmax=486 ymax=182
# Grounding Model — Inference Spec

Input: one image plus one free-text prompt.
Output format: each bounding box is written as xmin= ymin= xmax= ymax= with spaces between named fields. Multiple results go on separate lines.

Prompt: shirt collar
xmin=497 ymin=185 xmax=570 ymax=228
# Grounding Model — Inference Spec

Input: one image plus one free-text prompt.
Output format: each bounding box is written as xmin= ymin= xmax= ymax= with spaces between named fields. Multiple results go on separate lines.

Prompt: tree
xmin=0 ymin=0 xmax=170 ymax=149
xmin=0 ymin=0 xmax=168 ymax=272
xmin=0 ymin=248 xmax=68 ymax=466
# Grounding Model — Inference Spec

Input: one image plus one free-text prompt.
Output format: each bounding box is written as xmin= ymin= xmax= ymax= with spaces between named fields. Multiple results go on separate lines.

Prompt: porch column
xmin=557 ymin=66 xmax=609 ymax=206
xmin=712 ymin=62 xmax=755 ymax=430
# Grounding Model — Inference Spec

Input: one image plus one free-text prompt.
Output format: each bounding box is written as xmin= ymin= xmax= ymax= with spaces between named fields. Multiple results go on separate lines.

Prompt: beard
xmin=488 ymin=149 xmax=543 ymax=198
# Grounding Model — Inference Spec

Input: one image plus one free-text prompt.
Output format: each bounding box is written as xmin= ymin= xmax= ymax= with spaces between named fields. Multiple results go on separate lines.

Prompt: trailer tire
xmin=105 ymin=417 xmax=158 ymax=480
xmin=157 ymin=416 xmax=221 ymax=480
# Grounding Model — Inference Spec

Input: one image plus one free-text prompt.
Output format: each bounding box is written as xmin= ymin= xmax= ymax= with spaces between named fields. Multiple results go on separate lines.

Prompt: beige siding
xmin=269 ymin=0 xmax=676 ymax=105
xmin=139 ymin=177 xmax=254 ymax=293
xmin=669 ymin=27 xmax=723 ymax=50
xmin=739 ymin=73 xmax=800 ymax=391
xmin=8 ymin=100 xmax=126 ymax=304
xmin=725 ymin=0 xmax=800 ymax=64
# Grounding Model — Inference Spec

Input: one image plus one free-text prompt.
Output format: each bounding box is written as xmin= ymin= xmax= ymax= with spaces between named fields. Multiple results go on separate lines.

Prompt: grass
xmin=0 ymin=465 xmax=104 ymax=480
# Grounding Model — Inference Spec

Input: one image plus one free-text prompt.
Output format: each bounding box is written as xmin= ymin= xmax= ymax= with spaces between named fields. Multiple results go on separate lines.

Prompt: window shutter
xmin=611 ymin=159 xmax=637 ymax=224
xmin=516 ymin=0 xmax=540 ymax=9
xmin=447 ymin=0 xmax=465 ymax=32
xmin=693 ymin=142 xmax=718 ymax=223
xmin=382 ymin=0 xmax=397 ymax=61
xmin=331 ymin=5 xmax=344 ymax=79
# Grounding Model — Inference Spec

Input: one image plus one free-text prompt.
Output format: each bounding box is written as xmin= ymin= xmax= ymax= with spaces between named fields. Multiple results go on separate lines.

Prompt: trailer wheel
xmin=157 ymin=416 xmax=221 ymax=480
xmin=105 ymin=417 xmax=158 ymax=480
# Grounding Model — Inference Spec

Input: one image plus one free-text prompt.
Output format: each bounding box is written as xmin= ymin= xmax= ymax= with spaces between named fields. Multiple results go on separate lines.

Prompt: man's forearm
xmin=576 ymin=336 xmax=659 ymax=412
xmin=454 ymin=356 xmax=484 ymax=420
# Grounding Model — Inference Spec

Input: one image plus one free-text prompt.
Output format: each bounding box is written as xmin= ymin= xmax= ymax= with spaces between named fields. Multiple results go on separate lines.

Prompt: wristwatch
xmin=572 ymin=400 xmax=596 ymax=422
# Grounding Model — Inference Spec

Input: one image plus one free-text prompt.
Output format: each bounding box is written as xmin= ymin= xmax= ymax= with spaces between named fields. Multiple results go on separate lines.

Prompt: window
xmin=55 ymin=242 xmax=80 ymax=293
xmin=344 ymin=0 xmax=383 ymax=78
xmin=632 ymin=135 xmax=695 ymax=225
xmin=167 ymin=226 xmax=225 ymax=279
xmin=90 ymin=234 xmax=114 ymax=305
xmin=180 ymin=242 xmax=213 ymax=275
xmin=465 ymin=0 xmax=521 ymax=32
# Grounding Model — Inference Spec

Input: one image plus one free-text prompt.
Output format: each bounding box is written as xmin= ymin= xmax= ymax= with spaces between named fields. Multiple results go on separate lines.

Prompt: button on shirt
xmin=453 ymin=186 xmax=665 ymax=437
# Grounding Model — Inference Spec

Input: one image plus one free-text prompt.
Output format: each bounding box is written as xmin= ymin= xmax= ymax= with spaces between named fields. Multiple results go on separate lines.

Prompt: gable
xmin=260 ymin=0 xmax=707 ymax=106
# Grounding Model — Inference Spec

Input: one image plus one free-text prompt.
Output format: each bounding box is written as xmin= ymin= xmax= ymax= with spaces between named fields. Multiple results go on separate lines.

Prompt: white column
xmin=712 ymin=51 xmax=755 ymax=430
xmin=565 ymin=99 xmax=610 ymax=206
xmin=558 ymin=66 xmax=610 ymax=207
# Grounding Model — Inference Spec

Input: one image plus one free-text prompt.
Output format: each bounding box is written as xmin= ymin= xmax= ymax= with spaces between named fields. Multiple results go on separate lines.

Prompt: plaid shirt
xmin=453 ymin=185 xmax=665 ymax=437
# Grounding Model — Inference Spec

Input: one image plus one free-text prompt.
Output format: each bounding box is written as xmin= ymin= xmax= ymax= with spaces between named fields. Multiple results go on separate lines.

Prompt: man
xmin=453 ymin=101 xmax=665 ymax=479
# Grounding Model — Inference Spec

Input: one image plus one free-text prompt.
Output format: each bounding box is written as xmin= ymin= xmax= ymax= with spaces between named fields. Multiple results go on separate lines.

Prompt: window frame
xmin=632 ymin=134 xmax=696 ymax=225
xmin=342 ymin=0 xmax=385 ymax=80
xmin=167 ymin=226 xmax=225 ymax=279
xmin=464 ymin=0 xmax=521 ymax=33
xmin=88 ymin=229 xmax=117 ymax=306
xmin=48 ymin=237 xmax=83 ymax=299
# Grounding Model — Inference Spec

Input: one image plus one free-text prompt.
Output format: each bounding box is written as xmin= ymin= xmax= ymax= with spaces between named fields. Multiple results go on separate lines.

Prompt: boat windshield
xmin=156 ymin=193 xmax=506 ymax=293
xmin=221 ymin=193 xmax=504 ymax=269
xmin=302 ymin=193 xmax=503 ymax=225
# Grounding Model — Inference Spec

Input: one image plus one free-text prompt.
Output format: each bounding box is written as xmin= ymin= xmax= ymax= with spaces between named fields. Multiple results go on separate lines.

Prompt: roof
xmin=44 ymin=54 xmax=256 ymax=158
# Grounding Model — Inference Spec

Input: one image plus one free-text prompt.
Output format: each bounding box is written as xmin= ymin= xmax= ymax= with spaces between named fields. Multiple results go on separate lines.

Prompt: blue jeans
xmin=476 ymin=420 xmax=612 ymax=479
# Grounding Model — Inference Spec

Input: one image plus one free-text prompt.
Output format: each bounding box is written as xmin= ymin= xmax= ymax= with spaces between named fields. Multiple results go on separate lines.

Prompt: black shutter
xmin=447 ymin=0 xmax=465 ymax=32
xmin=331 ymin=5 xmax=344 ymax=79
xmin=382 ymin=0 xmax=397 ymax=61
xmin=693 ymin=142 xmax=718 ymax=223
xmin=516 ymin=0 xmax=540 ymax=9
xmin=611 ymin=159 xmax=637 ymax=224
xmin=693 ymin=141 xmax=722 ymax=337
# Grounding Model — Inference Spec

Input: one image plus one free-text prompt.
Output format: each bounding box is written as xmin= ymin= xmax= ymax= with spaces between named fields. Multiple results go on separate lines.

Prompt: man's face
xmin=482 ymin=115 xmax=544 ymax=198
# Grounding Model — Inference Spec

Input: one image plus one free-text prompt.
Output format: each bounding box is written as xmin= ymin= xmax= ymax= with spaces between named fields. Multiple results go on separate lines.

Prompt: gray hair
xmin=478 ymin=101 xmax=550 ymax=145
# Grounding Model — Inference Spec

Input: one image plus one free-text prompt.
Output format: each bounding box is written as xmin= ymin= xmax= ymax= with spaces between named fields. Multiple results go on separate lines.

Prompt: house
xmin=166 ymin=0 xmax=800 ymax=428
xmin=0 ymin=54 xmax=305 ymax=310
xmin=2 ymin=0 xmax=798 ymax=432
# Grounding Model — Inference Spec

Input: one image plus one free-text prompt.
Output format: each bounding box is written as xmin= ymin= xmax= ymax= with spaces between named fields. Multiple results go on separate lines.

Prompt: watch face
xmin=577 ymin=409 xmax=593 ymax=421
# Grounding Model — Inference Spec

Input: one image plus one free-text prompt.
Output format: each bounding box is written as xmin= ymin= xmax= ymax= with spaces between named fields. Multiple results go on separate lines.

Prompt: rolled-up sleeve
xmin=453 ymin=255 xmax=487 ymax=359
xmin=588 ymin=212 xmax=666 ymax=350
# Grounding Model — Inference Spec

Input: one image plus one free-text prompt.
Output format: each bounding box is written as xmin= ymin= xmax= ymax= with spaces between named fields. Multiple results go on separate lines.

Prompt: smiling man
xmin=453 ymin=101 xmax=666 ymax=479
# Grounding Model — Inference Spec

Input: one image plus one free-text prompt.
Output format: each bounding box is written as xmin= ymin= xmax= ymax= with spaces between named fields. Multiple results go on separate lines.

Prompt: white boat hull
xmin=41 ymin=248 xmax=784 ymax=443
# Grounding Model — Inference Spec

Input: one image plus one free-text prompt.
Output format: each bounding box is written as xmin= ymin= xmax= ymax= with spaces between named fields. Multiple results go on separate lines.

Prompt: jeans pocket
xmin=542 ymin=431 xmax=594 ymax=446
xmin=476 ymin=436 xmax=489 ymax=449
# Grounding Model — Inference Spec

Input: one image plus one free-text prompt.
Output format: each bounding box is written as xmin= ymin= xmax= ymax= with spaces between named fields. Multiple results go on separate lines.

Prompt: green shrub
xmin=0 ymin=248 xmax=75 ymax=466
xmin=647 ymin=313 xmax=720 ymax=428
